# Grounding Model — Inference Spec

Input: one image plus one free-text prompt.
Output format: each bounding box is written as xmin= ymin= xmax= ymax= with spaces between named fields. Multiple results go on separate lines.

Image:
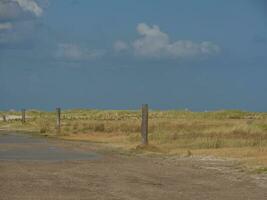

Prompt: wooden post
xmin=21 ymin=109 xmax=26 ymax=123
xmin=141 ymin=104 xmax=149 ymax=145
xmin=2 ymin=115 xmax=6 ymax=122
xmin=56 ymin=107 xmax=61 ymax=130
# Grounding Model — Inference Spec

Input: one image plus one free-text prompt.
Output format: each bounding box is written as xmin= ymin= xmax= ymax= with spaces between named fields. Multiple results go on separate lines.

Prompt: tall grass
xmin=1 ymin=109 xmax=267 ymax=150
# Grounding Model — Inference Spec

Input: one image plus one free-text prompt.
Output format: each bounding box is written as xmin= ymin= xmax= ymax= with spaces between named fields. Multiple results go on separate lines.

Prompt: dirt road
xmin=0 ymin=132 xmax=267 ymax=200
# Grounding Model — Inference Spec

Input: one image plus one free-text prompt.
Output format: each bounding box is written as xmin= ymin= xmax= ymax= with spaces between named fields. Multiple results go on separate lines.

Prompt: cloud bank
xmin=115 ymin=23 xmax=220 ymax=59
xmin=57 ymin=23 xmax=220 ymax=63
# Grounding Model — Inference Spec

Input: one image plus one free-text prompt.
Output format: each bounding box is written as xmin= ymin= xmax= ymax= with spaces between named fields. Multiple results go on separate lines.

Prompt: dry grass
xmin=1 ymin=109 xmax=267 ymax=168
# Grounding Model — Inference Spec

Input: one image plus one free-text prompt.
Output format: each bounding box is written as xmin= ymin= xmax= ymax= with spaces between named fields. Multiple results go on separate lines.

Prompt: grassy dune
xmin=1 ymin=109 xmax=267 ymax=169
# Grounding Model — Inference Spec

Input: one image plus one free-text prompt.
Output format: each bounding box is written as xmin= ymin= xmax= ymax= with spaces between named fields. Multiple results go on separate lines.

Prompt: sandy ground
xmin=0 ymin=133 xmax=267 ymax=200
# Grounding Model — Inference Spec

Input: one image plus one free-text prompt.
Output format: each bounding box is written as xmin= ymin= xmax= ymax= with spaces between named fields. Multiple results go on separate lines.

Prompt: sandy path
xmin=0 ymin=132 xmax=267 ymax=200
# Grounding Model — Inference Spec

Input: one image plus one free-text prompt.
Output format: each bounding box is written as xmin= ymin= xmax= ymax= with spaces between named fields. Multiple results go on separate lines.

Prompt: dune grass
xmin=1 ymin=109 xmax=267 ymax=168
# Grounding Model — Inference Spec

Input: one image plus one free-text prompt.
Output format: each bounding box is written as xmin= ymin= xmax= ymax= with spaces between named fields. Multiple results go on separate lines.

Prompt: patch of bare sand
xmin=1 ymin=134 xmax=267 ymax=200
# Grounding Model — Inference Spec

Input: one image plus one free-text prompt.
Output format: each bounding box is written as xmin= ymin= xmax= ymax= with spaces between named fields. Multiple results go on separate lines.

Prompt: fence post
xmin=21 ymin=109 xmax=26 ymax=123
xmin=56 ymin=107 xmax=61 ymax=130
xmin=2 ymin=115 xmax=6 ymax=122
xmin=141 ymin=104 xmax=149 ymax=145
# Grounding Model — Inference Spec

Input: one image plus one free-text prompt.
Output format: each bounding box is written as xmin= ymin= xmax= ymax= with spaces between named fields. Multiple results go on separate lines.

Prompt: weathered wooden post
xmin=56 ymin=107 xmax=61 ymax=130
xmin=2 ymin=115 xmax=6 ymax=122
xmin=141 ymin=104 xmax=149 ymax=145
xmin=21 ymin=109 xmax=26 ymax=123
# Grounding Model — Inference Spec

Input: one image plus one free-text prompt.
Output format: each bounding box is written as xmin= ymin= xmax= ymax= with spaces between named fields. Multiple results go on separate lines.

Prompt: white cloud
xmin=0 ymin=0 xmax=45 ymax=46
xmin=116 ymin=23 xmax=220 ymax=59
xmin=0 ymin=0 xmax=43 ymax=20
xmin=114 ymin=40 xmax=129 ymax=52
xmin=0 ymin=22 xmax=13 ymax=30
xmin=12 ymin=0 xmax=43 ymax=17
xmin=56 ymin=43 xmax=105 ymax=61
xmin=133 ymin=23 xmax=169 ymax=58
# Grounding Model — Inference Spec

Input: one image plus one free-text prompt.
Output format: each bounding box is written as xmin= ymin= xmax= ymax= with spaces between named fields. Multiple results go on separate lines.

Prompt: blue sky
xmin=0 ymin=0 xmax=267 ymax=111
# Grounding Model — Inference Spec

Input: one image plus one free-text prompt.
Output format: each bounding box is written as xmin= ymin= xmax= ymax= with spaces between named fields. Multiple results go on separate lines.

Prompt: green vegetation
xmin=1 ymin=109 xmax=267 ymax=167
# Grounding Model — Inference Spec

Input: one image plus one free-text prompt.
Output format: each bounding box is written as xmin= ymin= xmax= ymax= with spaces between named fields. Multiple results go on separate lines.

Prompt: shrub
xmin=94 ymin=123 xmax=105 ymax=132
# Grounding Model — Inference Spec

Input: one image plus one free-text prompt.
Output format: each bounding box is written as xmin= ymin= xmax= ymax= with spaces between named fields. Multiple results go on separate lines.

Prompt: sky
xmin=0 ymin=0 xmax=267 ymax=111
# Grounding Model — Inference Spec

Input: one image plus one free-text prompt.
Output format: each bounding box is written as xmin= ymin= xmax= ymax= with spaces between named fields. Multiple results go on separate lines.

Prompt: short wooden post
xmin=21 ymin=109 xmax=26 ymax=123
xmin=141 ymin=104 xmax=149 ymax=145
xmin=2 ymin=115 xmax=6 ymax=122
xmin=56 ymin=107 xmax=61 ymax=130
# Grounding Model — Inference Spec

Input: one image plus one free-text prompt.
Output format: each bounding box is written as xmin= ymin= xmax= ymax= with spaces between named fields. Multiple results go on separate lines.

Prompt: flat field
xmin=1 ymin=109 xmax=267 ymax=169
